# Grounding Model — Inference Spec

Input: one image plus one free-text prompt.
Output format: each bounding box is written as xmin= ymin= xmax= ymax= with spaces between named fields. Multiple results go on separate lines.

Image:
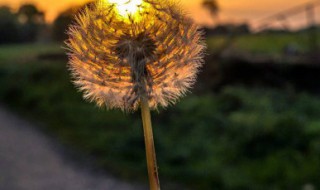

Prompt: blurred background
xmin=0 ymin=0 xmax=319 ymax=189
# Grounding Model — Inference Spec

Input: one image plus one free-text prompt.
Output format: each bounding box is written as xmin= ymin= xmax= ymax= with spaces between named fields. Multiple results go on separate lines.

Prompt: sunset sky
xmin=1 ymin=0 xmax=319 ymax=29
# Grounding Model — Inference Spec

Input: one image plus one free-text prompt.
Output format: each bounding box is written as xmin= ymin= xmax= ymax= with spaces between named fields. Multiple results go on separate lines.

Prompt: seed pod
xmin=66 ymin=0 xmax=206 ymax=111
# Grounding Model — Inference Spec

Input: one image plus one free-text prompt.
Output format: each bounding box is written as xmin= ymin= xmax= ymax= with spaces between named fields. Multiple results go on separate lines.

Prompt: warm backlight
xmin=109 ymin=0 xmax=143 ymax=17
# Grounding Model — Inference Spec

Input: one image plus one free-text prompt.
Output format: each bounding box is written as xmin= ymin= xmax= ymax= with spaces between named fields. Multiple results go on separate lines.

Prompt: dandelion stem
xmin=140 ymin=96 xmax=161 ymax=190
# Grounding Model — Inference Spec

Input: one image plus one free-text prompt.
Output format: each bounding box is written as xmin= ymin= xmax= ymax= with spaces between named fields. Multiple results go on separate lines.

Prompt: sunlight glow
xmin=109 ymin=0 xmax=143 ymax=17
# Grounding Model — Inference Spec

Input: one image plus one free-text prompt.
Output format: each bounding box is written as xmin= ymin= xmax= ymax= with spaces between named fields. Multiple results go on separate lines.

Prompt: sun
xmin=109 ymin=0 xmax=143 ymax=17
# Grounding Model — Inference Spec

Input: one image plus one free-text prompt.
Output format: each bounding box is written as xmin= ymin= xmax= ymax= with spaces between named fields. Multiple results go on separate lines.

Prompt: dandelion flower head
xmin=67 ymin=0 xmax=205 ymax=111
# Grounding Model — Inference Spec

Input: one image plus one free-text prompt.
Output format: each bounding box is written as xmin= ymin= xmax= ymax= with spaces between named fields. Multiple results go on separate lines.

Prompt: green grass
xmin=207 ymin=31 xmax=320 ymax=55
xmin=0 ymin=43 xmax=63 ymax=63
xmin=0 ymin=43 xmax=320 ymax=189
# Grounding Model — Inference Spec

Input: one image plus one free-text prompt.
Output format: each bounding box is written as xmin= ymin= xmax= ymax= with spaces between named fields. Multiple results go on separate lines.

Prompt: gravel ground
xmin=0 ymin=107 xmax=146 ymax=190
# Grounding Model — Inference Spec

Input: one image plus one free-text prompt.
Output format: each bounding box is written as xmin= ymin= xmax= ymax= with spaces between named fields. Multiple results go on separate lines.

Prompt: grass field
xmin=207 ymin=30 xmax=320 ymax=55
xmin=0 ymin=43 xmax=63 ymax=63
xmin=0 ymin=42 xmax=320 ymax=189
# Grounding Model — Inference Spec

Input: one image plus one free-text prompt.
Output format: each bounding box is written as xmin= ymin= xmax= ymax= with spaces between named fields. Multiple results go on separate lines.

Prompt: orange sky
xmin=0 ymin=0 xmax=319 ymax=29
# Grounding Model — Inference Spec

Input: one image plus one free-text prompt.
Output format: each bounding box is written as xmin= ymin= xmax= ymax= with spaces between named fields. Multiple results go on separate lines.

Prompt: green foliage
xmin=0 ymin=44 xmax=320 ymax=189
xmin=156 ymin=88 xmax=320 ymax=189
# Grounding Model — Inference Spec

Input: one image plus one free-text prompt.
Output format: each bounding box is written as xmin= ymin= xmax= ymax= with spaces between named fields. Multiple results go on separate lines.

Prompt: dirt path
xmin=0 ymin=107 xmax=146 ymax=190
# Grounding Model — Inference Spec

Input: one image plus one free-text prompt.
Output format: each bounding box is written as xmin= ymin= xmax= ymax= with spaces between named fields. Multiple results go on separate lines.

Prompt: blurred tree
xmin=16 ymin=4 xmax=45 ymax=42
xmin=202 ymin=0 xmax=219 ymax=17
xmin=17 ymin=4 xmax=45 ymax=24
xmin=52 ymin=8 xmax=75 ymax=42
xmin=52 ymin=1 xmax=94 ymax=42
xmin=0 ymin=6 xmax=19 ymax=44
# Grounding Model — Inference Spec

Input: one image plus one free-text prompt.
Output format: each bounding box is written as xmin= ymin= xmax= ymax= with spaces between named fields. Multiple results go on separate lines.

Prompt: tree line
xmin=0 ymin=4 xmax=83 ymax=44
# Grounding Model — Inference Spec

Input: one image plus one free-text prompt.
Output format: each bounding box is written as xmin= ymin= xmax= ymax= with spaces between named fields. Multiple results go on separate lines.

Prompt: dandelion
xmin=66 ymin=0 xmax=205 ymax=189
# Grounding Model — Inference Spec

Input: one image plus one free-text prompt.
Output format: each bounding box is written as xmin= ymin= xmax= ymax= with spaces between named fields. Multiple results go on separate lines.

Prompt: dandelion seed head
xmin=108 ymin=0 xmax=143 ymax=18
xmin=66 ymin=0 xmax=206 ymax=111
